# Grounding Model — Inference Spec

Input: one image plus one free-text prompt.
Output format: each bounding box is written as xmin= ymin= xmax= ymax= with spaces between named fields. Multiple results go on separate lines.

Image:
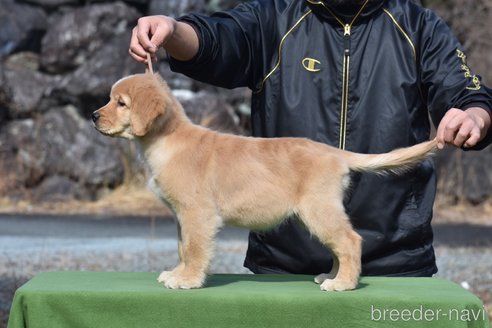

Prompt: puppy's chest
xmin=147 ymin=176 xmax=176 ymax=211
xmin=143 ymin=141 xmax=178 ymax=209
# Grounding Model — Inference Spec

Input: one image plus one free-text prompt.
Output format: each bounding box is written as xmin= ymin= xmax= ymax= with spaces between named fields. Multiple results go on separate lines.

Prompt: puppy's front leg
xmin=158 ymin=209 xmax=220 ymax=289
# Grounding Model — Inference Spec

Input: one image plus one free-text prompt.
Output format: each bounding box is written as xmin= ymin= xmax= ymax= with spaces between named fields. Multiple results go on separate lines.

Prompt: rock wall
xmin=0 ymin=0 xmax=490 ymax=205
xmin=0 ymin=0 xmax=249 ymax=202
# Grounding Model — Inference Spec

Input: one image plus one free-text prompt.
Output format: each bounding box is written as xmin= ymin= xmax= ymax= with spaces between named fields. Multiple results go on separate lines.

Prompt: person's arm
xmin=419 ymin=9 xmax=492 ymax=150
xmin=129 ymin=15 xmax=199 ymax=63
xmin=170 ymin=1 xmax=277 ymax=90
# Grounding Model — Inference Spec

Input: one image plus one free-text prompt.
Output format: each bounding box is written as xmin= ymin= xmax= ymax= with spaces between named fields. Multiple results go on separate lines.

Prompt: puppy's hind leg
xmin=158 ymin=209 xmax=221 ymax=289
xmin=298 ymin=200 xmax=362 ymax=291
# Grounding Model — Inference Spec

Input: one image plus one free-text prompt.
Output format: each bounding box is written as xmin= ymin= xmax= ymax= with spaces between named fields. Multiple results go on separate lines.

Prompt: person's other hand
xmin=436 ymin=107 xmax=491 ymax=149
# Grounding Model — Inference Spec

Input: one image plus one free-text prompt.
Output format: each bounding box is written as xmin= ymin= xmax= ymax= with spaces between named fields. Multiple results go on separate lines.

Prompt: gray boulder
xmin=40 ymin=2 xmax=140 ymax=73
xmin=148 ymin=0 xmax=205 ymax=17
xmin=31 ymin=175 xmax=82 ymax=202
xmin=0 ymin=62 xmax=59 ymax=118
xmin=175 ymin=90 xmax=242 ymax=134
xmin=207 ymin=0 xmax=244 ymax=13
xmin=1 ymin=119 xmax=43 ymax=191
xmin=0 ymin=105 xmax=126 ymax=200
xmin=18 ymin=0 xmax=79 ymax=8
xmin=0 ymin=0 xmax=48 ymax=58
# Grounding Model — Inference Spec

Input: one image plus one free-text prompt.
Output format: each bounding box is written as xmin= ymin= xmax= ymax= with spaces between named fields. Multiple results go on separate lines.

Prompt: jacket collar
xmin=306 ymin=0 xmax=386 ymax=26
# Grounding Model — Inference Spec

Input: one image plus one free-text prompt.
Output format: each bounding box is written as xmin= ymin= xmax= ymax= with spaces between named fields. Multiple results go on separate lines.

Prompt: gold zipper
xmin=340 ymin=24 xmax=351 ymax=149
xmin=340 ymin=1 xmax=370 ymax=149
xmin=308 ymin=0 xmax=369 ymax=149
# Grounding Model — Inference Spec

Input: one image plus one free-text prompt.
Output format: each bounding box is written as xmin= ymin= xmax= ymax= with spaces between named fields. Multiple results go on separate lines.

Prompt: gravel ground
xmin=1 ymin=215 xmax=491 ymax=327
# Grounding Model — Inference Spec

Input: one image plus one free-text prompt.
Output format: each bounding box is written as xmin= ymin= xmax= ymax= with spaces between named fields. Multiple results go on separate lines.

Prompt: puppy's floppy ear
xmin=130 ymin=82 xmax=166 ymax=137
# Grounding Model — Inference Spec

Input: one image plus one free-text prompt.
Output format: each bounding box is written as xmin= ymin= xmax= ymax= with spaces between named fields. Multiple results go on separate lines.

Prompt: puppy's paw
xmin=319 ymin=278 xmax=357 ymax=292
xmin=157 ymin=271 xmax=173 ymax=284
xmin=157 ymin=269 xmax=205 ymax=289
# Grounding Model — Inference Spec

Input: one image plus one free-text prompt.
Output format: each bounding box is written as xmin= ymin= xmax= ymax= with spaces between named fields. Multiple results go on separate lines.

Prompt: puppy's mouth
xmin=94 ymin=124 xmax=123 ymax=137
xmin=96 ymin=129 xmax=115 ymax=137
xmin=93 ymin=123 xmax=134 ymax=139
xmin=93 ymin=123 xmax=120 ymax=137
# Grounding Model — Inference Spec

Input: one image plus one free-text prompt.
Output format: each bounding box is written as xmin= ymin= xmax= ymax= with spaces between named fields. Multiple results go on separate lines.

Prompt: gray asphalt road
xmin=1 ymin=213 xmax=490 ymax=246
xmin=0 ymin=214 xmax=251 ymax=278
xmin=0 ymin=214 xmax=248 ymax=240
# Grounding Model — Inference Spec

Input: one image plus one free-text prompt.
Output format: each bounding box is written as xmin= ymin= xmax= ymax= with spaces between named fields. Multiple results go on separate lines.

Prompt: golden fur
xmin=93 ymin=73 xmax=438 ymax=291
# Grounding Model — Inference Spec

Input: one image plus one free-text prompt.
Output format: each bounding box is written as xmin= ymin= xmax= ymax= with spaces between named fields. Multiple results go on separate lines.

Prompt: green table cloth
xmin=8 ymin=272 xmax=490 ymax=328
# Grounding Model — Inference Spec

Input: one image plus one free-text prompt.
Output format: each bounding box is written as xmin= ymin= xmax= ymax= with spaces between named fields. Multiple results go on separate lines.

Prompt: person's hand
xmin=129 ymin=15 xmax=177 ymax=63
xmin=436 ymin=107 xmax=491 ymax=149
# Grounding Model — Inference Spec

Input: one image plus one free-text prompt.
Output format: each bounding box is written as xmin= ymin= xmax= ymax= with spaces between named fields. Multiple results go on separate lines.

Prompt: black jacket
xmin=170 ymin=0 xmax=492 ymax=277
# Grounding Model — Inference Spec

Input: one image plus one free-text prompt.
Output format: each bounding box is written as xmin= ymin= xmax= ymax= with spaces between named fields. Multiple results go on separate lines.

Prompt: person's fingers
xmin=149 ymin=19 xmax=173 ymax=51
xmin=443 ymin=111 xmax=467 ymax=145
xmin=463 ymin=127 xmax=481 ymax=148
xmin=436 ymin=108 xmax=459 ymax=149
xmin=136 ymin=19 xmax=158 ymax=53
xmin=129 ymin=27 xmax=148 ymax=62
xmin=451 ymin=119 xmax=474 ymax=148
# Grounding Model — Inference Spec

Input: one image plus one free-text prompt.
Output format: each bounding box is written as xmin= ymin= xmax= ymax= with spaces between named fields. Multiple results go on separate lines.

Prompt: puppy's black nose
xmin=91 ymin=112 xmax=100 ymax=123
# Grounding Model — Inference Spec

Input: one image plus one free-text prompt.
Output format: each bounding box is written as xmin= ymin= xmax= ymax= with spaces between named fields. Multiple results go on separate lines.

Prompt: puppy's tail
xmin=341 ymin=139 xmax=438 ymax=174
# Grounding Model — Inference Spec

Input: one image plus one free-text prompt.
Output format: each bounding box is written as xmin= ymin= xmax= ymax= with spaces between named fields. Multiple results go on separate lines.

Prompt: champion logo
xmin=302 ymin=57 xmax=321 ymax=72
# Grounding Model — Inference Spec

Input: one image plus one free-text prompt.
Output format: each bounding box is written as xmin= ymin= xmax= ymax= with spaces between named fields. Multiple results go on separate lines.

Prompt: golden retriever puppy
xmin=92 ymin=73 xmax=437 ymax=291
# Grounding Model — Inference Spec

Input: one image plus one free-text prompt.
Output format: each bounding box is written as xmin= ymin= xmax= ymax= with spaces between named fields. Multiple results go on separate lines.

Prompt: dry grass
xmin=434 ymin=197 xmax=492 ymax=226
xmin=0 ymin=183 xmax=172 ymax=218
xmin=2 ymin=185 xmax=491 ymax=226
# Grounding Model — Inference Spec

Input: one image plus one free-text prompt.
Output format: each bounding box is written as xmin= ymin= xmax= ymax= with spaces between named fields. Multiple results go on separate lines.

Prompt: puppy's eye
xmin=117 ymin=100 xmax=126 ymax=107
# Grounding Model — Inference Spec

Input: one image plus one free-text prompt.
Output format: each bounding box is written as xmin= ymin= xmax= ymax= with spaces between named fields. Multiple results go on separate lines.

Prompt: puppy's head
xmin=92 ymin=73 xmax=169 ymax=139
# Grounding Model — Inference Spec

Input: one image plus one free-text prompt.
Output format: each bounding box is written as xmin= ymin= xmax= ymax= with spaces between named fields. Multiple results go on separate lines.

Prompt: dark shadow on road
xmin=433 ymin=223 xmax=492 ymax=247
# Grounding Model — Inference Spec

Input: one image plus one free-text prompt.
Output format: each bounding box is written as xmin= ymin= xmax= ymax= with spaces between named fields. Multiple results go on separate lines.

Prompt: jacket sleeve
xmin=168 ymin=1 xmax=276 ymax=90
xmin=418 ymin=9 xmax=492 ymax=150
